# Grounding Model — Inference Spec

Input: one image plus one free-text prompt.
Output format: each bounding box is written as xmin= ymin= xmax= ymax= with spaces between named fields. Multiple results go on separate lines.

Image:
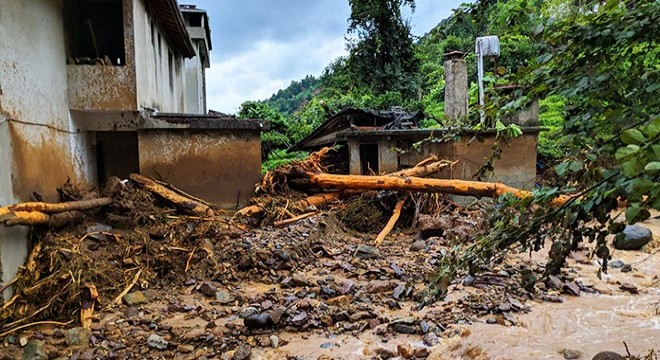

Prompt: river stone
xmin=232 ymin=344 xmax=251 ymax=360
xmin=65 ymin=327 xmax=92 ymax=346
xmin=409 ymin=240 xmax=426 ymax=252
xmin=23 ymin=340 xmax=47 ymax=360
xmin=239 ymin=307 xmax=259 ymax=319
xmin=592 ymin=351 xmax=624 ymax=360
xmin=609 ymin=260 xmax=625 ymax=269
xmin=147 ymin=334 xmax=168 ymax=350
xmin=122 ymin=291 xmax=149 ymax=306
xmin=614 ymin=225 xmax=652 ymax=250
xmin=563 ymin=349 xmax=583 ymax=359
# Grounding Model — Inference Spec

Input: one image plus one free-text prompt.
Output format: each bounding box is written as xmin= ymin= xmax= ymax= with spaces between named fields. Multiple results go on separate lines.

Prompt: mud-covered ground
xmin=2 ymin=209 xmax=659 ymax=360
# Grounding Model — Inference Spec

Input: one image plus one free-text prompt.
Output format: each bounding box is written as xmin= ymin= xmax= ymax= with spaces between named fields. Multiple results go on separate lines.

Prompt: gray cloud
xmin=185 ymin=0 xmax=465 ymax=113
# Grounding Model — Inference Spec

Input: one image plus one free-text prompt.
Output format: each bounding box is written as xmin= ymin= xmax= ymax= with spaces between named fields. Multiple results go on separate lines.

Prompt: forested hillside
xmin=254 ymin=0 xmax=571 ymax=166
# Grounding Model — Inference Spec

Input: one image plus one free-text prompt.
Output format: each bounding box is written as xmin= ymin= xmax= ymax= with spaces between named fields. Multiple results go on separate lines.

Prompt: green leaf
xmin=622 ymin=159 xmax=643 ymax=177
xmin=625 ymin=204 xmax=642 ymax=223
xmin=620 ymin=129 xmax=645 ymax=145
xmin=615 ymin=145 xmax=640 ymax=160
xmin=652 ymin=145 xmax=660 ymax=161
xmin=555 ymin=162 xmax=569 ymax=176
xmin=644 ymin=162 xmax=660 ymax=173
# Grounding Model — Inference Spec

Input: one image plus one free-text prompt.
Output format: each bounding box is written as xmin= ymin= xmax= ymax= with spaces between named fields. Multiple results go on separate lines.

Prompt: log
xmin=1 ymin=211 xmax=83 ymax=227
xmin=305 ymin=172 xmax=571 ymax=205
xmin=237 ymin=158 xmax=454 ymax=217
xmin=80 ymin=284 xmax=98 ymax=329
xmin=374 ymin=198 xmax=406 ymax=247
xmin=129 ymin=174 xmax=214 ymax=217
xmin=6 ymin=198 xmax=112 ymax=213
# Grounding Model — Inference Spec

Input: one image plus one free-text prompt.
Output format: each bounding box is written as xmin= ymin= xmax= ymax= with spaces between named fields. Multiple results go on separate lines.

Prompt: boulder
xmin=614 ymin=225 xmax=652 ymax=250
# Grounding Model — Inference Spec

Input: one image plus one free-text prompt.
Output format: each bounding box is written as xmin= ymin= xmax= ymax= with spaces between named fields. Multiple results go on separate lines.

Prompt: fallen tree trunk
xmin=4 ymin=198 xmax=112 ymax=214
xmin=1 ymin=211 xmax=83 ymax=227
xmin=374 ymin=198 xmax=406 ymax=247
xmin=129 ymin=174 xmax=214 ymax=217
xmin=304 ymin=172 xmax=571 ymax=205
xmin=237 ymin=158 xmax=455 ymax=217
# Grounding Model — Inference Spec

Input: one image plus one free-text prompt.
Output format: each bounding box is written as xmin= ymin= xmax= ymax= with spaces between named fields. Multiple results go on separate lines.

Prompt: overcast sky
xmin=186 ymin=0 xmax=466 ymax=113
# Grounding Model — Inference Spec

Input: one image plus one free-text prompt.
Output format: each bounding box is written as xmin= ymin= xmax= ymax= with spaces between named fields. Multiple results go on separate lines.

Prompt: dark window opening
xmin=183 ymin=12 xmax=203 ymax=27
xmin=359 ymin=143 xmax=379 ymax=175
xmin=64 ymin=0 xmax=125 ymax=66
xmin=95 ymin=132 xmax=139 ymax=186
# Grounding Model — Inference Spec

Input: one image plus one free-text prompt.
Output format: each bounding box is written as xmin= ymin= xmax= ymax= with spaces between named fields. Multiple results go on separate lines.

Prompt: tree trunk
xmin=374 ymin=198 xmax=406 ymax=247
xmin=129 ymin=174 xmax=214 ymax=217
xmin=305 ymin=172 xmax=571 ymax=205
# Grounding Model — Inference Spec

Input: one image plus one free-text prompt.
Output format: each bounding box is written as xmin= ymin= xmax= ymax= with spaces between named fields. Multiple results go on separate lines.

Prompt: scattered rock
xmin=232 ymin=344 xmax=251 ymax=360
xmin=619 ymin=282 xmax=638 ymax=294
xmin=547 ymin=275 xmax=564 ymax=290
xmin=397 ymin=343 xmax=415 ymax=358
xmin=215 ymin=289 xmax=233 ymax=304
xmin=423 ymin=333 xmax=439 ymax=346
xmin=65 ymin=327 xmax=92 ymax=347
xmin=146 ymin=334 xmax=168 ymax=350
xmin=565 ymin=282 xmax=581 ymax=296
xmin=320 ymin=342 xmax=336 ymax=349
xmin=291 ymin=311 xmax=308 ymax=326
xmin=356 ymin=245 xmax=379 ymax=259
xmin=198 ymin=282 xmax=217 ymax=297
xmin=592 ymin=351 xmax=624 ymax=360
xmin=122 ymin=291 xmax=149 ymax=306
xmin=178 ymin=344 xmax=195 ymax=353
xmin=391 ymin=323 xmax=417 ymax=334
xmin=415 ymin=347 xmax=431 ymax=358
xmin=281 ymin=274 xmax=310 ymax=288
xmin=244 ymin=313 xmax=273 ymax=329
xmin=614 ymin=225 xmax=652 ymax=250
xmin=409 ymin=240 xmax=426 ymax=252
xmin=463 ymin=275 xmax=475 ymax=286
xmin=621 ymin=264 xmax=633 ymax=273
xmin=563 ymin=348 xmax=583 ymax=359
xmin=239 ymin=307 xmax=259 ymax=319
xmin=374 ymin=346 xmax=397 ymax=359
xmin=609 ymin=260 xmax=625 ymax=269
xmin=19 ymin=337 xmax=28 ymax=347
xmin=23 ymin=340 xmax=47 ymax=360
xmin=269 ymin=335 xmax=279 ymax=348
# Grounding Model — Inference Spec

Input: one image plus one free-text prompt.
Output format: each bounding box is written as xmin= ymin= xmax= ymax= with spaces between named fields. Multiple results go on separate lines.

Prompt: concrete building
xmin=0 ymin=0 xmax=265 ymax=298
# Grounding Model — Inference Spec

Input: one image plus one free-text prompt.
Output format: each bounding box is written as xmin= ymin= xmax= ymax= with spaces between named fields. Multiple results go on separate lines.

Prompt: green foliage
xmin=265 ymin=75 xmax=320 ymax=116
xmin=261 ymin=149 xmax=308 ymax=173
xmin=538 ymin=95 xmax=566 ymax=160
xmin=423 ymin=0 xmax=660 ymax=304
xmin=345 ymin=0 xmax=421 ymax=97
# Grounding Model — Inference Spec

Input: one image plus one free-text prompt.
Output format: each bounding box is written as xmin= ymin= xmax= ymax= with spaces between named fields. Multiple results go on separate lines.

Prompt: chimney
xmin=443 ymin=51 xmax=468 ymax=121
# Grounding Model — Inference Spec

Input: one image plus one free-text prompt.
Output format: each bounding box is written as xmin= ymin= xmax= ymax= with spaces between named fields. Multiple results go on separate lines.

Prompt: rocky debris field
xmin=2 ymin=200 xmax=659 ymax=359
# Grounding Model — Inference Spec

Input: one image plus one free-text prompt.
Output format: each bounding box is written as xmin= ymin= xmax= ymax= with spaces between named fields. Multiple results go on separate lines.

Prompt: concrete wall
xmin=133 ymin=0 xmax=186 ymax=113
xmin=138 ymin=129 xmax=262 ymax=209
xmin=0 ymin=0 xmax=96 ymax=298
xmin=183 ymin=45 xmax=204 ymax=114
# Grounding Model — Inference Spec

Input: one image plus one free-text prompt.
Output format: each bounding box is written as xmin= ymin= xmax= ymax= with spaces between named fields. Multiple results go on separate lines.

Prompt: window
xmin=63 ymin=0 xmax=125 ymax=65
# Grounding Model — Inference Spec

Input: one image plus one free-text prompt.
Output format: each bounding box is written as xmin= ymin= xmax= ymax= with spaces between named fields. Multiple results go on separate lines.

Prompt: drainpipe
xmin=475 ymin=36 xmax=500 ymax=123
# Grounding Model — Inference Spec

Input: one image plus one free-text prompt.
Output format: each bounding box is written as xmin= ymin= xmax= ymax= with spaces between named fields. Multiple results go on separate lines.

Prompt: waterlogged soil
xmin=2 ymin=214 xmax=659 ymax=360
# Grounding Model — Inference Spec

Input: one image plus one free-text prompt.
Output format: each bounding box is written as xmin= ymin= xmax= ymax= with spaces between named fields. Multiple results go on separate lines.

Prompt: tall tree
xmin=346 ymin=0 xmax=420 ymax=97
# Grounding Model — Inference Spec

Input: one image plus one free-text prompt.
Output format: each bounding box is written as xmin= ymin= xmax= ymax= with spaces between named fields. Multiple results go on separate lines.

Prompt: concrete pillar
xmin=444 ymin=57 xmax=468 ymax=121
xmin=378 ymin=140 xmax=398 ymax=174
xmin=348 ymin=140 xmax=361 ymax=175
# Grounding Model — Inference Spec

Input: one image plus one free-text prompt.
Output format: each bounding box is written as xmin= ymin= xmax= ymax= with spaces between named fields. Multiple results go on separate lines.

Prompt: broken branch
xmin=274 ymin=211 xmax=318 ymax=227
xmin=374 ymin=198 xmax=406 ymax=247
xmin=129 ymin=174 xmax=214 ymax=217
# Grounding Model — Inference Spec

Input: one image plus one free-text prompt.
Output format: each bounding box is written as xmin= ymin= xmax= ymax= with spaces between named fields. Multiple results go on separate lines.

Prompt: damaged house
xmin=0 ymin=0 xmax=266 ymax=296
xmin=291 ymin=53 xmax=540 ymax=196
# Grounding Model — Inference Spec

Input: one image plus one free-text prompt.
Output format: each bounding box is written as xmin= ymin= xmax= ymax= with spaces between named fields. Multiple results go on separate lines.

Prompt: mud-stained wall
xmin=0 ymin=0 xmax=96 ymax=297
xmin=138 ymin=130 xmax=262 ymax=209
xmin=451 ymin=134 xmax=537 ymax=189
